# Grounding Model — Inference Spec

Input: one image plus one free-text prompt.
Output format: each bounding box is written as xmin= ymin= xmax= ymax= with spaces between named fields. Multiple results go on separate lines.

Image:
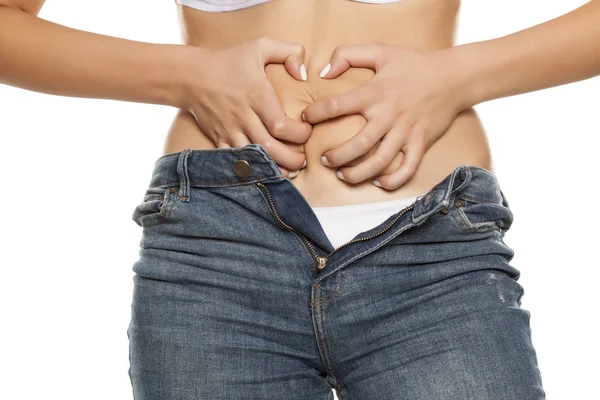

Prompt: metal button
xmin=234 ymin=160 xmax=252 ymax=178
xmin=454 ymin=198 xmax=465 ymax=208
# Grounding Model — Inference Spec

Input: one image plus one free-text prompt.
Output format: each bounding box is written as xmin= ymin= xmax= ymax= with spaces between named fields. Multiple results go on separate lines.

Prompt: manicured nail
xmin=321 ymin=155 xmax=330 ymax=166
xmin=372 ymin=179 xmax=382 ymax=187
xmin=319 ymin=63 xmax=331 ymax=78
xmin=336 ymin=170 xmax=345 ymax=181
xmin=300 ymin=64 xmax=307 ymax=81
xmin=302 ymin=159 xmax=307 ymax=169
xmin=301 ymin=112 xmax=306 ymax=121
xmin=289 ymin=170 xmax=300 ymax=178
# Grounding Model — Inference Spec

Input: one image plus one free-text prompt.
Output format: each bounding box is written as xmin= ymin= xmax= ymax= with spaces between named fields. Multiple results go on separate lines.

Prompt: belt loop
xmin=176 ymin=149 xmax=193 ymax=202
xmin=449 ymin=166 xmax=470 ymax=198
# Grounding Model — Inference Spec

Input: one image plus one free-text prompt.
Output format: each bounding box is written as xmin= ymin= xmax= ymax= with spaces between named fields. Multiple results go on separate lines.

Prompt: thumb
xmin=258 ymin=37 xmax=306 ymax=82
xmin=319 ymin=43 xmax=386 ymax=79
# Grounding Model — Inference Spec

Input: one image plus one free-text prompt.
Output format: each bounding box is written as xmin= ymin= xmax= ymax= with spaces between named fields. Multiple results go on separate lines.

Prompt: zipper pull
xmin=317 ymin=256 xmax=328 ymax=270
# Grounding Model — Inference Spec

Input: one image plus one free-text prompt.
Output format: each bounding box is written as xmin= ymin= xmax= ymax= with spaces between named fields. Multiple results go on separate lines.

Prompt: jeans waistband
xmin=146 ymin=144 xmax=508 ymax=218
xmin=148 ymin=144 xmax=281 ymax=198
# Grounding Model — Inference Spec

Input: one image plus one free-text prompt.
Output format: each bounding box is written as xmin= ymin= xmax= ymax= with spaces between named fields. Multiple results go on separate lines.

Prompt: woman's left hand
xmin=301 ymin=43 xmax=469 ymax=190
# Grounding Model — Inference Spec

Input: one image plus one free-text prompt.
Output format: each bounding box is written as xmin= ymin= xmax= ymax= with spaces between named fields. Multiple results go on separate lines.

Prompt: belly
xmin=163 ymin=0 xmax=492 ymax=206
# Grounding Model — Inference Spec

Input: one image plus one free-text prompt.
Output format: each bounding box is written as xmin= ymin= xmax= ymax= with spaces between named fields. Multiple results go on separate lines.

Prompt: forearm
xmin=0 ymin=5 xmax=190 ymax=108
xmin=448 ymin=0 xmax=600 ymax=109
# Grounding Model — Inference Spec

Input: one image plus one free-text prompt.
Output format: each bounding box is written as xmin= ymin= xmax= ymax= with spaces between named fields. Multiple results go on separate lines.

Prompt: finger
xmin=252 ymin=85 xmax=312 ymax=144
xmin=244 ymin=110 xmax=306 ymax=172
xmin=287 ymin=167 xmax=301 ymax=179
xmin=318 ymin=43 xmax=386 ymax=79
xmin=258 ymin=37 xmax=307 ymax=82
xmin=228 ymin=132 xmax=253 ymax=149
xmin=276 ymin=163 xmax=303 ymax=179
xmin=373 ymin=126 xmax=427 ymax=190
xmin=336 ymin=124 xmax=406 ymax=183
xmin=278 ymin=165 xmax=292 ymax=178
xmin=216 ymin=130 xmax=252 ymax=149
xmin=302 ymin=86 xmax=374 ymax=124
xmin=321 ymin=114 xmax=393 ymax=167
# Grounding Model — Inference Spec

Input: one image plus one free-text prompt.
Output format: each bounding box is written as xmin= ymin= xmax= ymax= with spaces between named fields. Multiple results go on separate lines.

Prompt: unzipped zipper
xmin=256 ymin=182 xmax=417 ymax=271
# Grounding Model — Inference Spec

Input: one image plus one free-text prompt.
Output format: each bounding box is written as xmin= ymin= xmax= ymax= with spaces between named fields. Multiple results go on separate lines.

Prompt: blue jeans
xmin=127 ymin=144 xmax=546 ymax=399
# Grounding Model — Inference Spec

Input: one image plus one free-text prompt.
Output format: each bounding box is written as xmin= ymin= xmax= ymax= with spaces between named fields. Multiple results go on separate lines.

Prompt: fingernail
xmin=289 ymin=170 xmax=300 ymax=178
xmin=373 ymin=179 xmax=382 ymax=187
xmin=336 ymin=170 xmax=345 ymax=181
xmin=319 ymin=63 xmax=331 ymax=78
xmin=300 ymin=64 xmax=307 ymax=81
xmin=302 ymin=159 xmax=307 ymax=169
xmin=301 ymin=112 xmax=306 ymax=121
xmin=321 ymin=155 xmax=330 ymax=166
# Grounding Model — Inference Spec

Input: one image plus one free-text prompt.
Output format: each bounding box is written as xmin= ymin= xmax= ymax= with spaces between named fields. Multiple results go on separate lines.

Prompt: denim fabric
xmin=127 ymin=144 xmax=546 ymax=400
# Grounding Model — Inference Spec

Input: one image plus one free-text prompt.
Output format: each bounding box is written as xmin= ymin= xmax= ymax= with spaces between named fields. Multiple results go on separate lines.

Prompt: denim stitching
xmin=153 ymin=146 xmax=275 ymax=163
xmin=143 ymin=195 xmax=164 ymax=202
xmin=136 ymin=188 xmax=175 ymax=227
xmin=176 ymin=150 xmax=192 ymax=201
xmin=318 ymin=301 xmax=336 ymax=379
xmin=449 ymin=167 xmax=471 ymax=198
xmin=311 ymin=270 xmax=346 ymax=307
xmin=450 ymin=206 xmax=500 ymax=233
xmin=313 ymin=286 xmax=332 ymax=374
xmin=164 ymin=190 xmax=175 ymax=219
xmin=423 ymin=189 xmax=437 ymax=205
xmin=457 ymin=193 xmax=497 ymax=204
xmin=315 ymin=269 xmax=346 ymax=305
xmin=188 ymin=178 xmax=270 ymax=187
xmin=464 ymin=165 xmax=497 ymax=178
xmin=150 ymin=177 xmax=284 ymax=189
xmin=147 ymin=176 xmax=272 ymax=189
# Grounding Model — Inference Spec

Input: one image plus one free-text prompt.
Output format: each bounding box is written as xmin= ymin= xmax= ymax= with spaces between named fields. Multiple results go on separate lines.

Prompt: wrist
xmin=163 ymin=44 xmax=198 ymax=109
xmin=436 ymin=43 xmax=482 ymax=112
xmin=166 ymin=45 xmax=205 ymax=110
xmin=172 ymin=44 xmax=214 ymax=111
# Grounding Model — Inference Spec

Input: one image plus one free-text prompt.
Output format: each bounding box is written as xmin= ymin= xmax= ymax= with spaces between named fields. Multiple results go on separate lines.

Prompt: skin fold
xmin=1 ymin=0 xmax=599 ymax=206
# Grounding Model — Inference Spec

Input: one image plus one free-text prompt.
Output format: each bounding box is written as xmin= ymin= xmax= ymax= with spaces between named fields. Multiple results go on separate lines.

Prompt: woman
xmin=2 ymin=0 xmax=598 ymax=398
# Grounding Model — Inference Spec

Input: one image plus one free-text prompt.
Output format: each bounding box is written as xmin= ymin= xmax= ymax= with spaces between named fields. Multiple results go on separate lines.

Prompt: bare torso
xmin=163 ymin=0 xmax=492 ymax=206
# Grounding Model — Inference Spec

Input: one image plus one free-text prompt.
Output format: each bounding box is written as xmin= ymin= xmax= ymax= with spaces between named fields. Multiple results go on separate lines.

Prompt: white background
xmin=0 ymin=1 xmax=598 ymax=399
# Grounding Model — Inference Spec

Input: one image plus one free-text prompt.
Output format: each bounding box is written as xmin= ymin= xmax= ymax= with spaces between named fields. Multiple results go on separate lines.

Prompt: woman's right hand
xmin=179 ymin=37 xmax=311 ymax=178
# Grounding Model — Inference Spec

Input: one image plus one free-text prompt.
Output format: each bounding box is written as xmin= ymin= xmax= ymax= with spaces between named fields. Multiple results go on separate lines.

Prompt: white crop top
xmin=176 ymin=0 xmax=403 ymax=13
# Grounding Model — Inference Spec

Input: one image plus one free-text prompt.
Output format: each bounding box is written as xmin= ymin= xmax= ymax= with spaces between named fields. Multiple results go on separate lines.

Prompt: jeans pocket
xmin=131 ymin=186 xmax=178 ymax=228
xmin=449 ymin=192 xmax=513 ymax=234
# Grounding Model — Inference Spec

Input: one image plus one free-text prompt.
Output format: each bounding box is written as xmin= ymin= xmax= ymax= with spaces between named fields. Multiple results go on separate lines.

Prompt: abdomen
xmin=164 ymin=0 xmax=491 ymax=206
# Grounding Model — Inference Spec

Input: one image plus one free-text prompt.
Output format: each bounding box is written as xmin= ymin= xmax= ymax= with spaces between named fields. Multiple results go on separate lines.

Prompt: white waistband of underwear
xmin=311 ymin=196 xmax=420 ymax=249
